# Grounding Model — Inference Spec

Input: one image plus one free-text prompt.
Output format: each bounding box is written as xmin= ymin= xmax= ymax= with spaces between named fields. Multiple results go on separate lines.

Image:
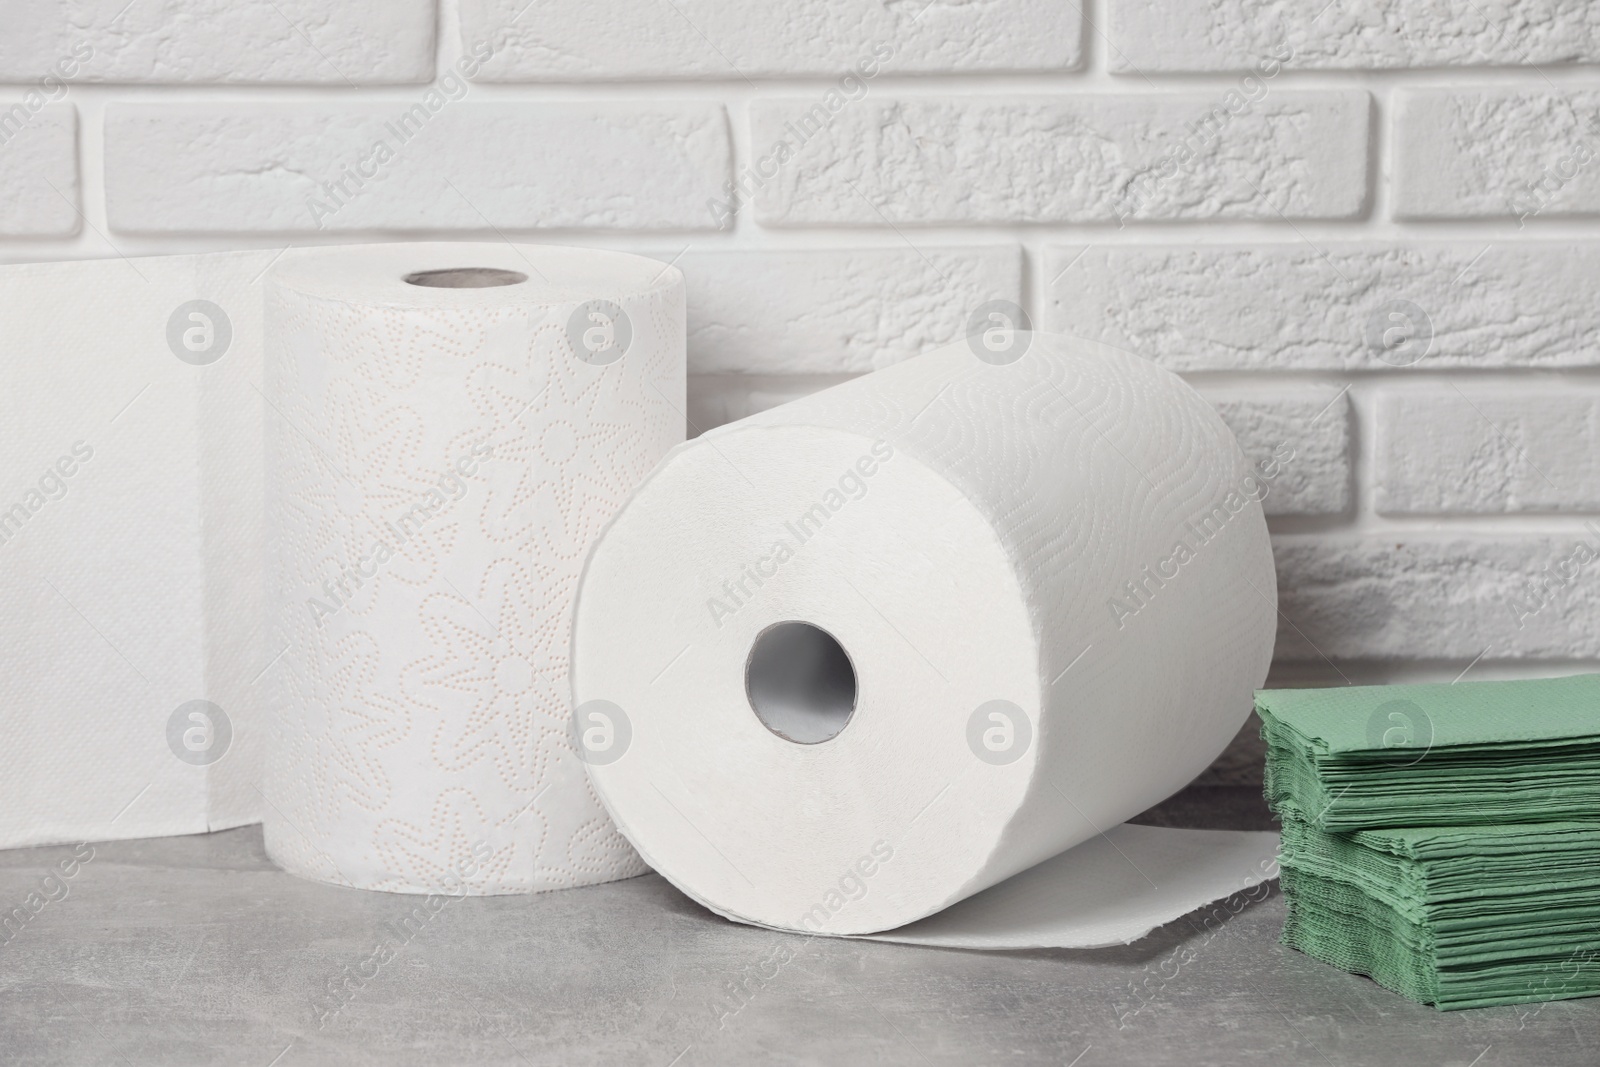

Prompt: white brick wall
xmin=6 ymin=0 xmax=1598 ymax=688
xmin=1273 ymin=535 xmax=1600 ymax=661
xmin=1 ymin=1 xmax=436 ymax=83
xmin=750 ymin=92 xmax=1369 ymax=225
xmin=1045 ymin=244 xmax=1600 ymax=370
xmin=105 ymin=103 xmax=730 ymax=232
xmin=1109 ymin=2 xmax=1600 ymax=71
xmin=460 ymin=0 xmax=1080 ymax=79
xmin=1394 ymin=89 xmax=1600 ymax=220
xmin=680 ymin=247 xmax=1021 ymax=374
xmin=1376 ymin=392 xmax=1600 ymax=513
xmin=0 ymin=105 xmax=77 ymax=235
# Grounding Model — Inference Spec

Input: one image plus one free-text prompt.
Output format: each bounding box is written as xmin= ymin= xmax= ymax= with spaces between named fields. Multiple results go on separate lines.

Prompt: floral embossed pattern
xmin=261 ymin=249 xmax=683 ymax=894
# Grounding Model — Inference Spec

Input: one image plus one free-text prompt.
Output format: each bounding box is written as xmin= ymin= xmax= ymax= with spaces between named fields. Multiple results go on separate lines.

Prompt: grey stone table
xmin=1 ymin=787 xmax=1593 ymax=1066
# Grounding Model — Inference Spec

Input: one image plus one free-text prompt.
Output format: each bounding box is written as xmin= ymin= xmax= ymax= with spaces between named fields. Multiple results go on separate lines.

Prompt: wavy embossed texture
xmin=264 ymin=243 xmax=682 ymax=894
xmin=573 ymin=333 xmax=1277 ymax=937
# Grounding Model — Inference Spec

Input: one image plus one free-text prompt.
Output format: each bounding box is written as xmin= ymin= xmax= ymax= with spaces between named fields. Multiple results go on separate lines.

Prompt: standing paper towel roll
xmin=571 ymin=333 xmax=1278 ymax=941
xmin=264 ymin=243 xmax=683 ymax=894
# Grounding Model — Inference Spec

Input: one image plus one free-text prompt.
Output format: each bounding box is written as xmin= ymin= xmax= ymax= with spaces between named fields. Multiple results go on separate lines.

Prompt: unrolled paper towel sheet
xmin=1 ymin=245 xmax=684 ymax=904
xmin=571 ymin=332 xmax=1281 ymax=947
xmin=862 ymin=826 xmax=1279 ymax=949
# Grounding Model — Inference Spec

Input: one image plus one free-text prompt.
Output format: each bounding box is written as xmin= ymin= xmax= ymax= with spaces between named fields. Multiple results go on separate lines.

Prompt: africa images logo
xmin=166 ymin=300 xmax=232 ymax=366
xmin=566 ymin=300 xmax=631 ymax=366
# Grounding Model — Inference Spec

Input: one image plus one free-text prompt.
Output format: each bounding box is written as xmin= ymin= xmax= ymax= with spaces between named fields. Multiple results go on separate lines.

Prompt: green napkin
xmin=1260 ymin=675 xmax=1600 ymax=1009
xmin=1258 ymin=673 xmax=1600 ymax=830
xmin=1277 ymin=817 xmax=1600 ymax=1010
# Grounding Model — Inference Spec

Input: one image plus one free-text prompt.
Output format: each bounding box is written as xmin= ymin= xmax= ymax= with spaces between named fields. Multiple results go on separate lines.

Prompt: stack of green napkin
xmin=1278 ymin=817 xmax=1600 ymax=1009
xmin=1257 ymin=674 xmax=1600 ymax=1010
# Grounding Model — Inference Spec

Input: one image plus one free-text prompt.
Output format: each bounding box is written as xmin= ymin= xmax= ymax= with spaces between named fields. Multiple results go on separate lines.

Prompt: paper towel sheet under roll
xmin=862 ymin=826 xmax=1278 ymax=950
xmin=572 ymin=332 xmax=1281 ymax=946
xmin=0 ymin=245 xmax=683 ymax=905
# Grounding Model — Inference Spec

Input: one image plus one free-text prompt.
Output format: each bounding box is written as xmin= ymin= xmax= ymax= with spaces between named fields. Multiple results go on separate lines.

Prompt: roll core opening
xmin=745 ymin=621 xmax=858 ymax=744
xmin=403 ymin=267 xmax=528 ymax=289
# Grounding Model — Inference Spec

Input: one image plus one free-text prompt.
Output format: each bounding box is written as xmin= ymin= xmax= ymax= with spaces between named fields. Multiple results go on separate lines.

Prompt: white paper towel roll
xmin=571 ymin=333 xmax=1279 ymax=942
xmin=262 ymin=243 xmax=684 ymax=894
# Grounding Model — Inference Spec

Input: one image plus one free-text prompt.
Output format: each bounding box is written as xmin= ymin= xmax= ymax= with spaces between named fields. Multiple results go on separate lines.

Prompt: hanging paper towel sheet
xmin=0 ymin=250 xmax=279 ymax=849
xmin=571 ymin=333 xmax=1281 ymax=947
xmin=0 ymin=244 xmax=684 ymax=901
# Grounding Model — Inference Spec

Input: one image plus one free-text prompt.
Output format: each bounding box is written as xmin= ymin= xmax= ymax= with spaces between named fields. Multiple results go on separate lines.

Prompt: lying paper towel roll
xmin=262 ymin=243 xmax=683 ymax=893
xmin=571 ymin=332 xmax=1277 ymax=940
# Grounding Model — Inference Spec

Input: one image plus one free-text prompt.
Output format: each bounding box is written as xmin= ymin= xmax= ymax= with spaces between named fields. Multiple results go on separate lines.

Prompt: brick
xmin=1202 ymin=390 xmax=1351 ymax=516
xmin=0 ymin=104 xmax=78 ymax=236
xmin=461 ymin=0 xmax=1078 ymax=79
xmin=1109 ymin=1 xmax=1600 ymax=72
xmin=1394 ymin=89 xmax=1600 ymax=220
xmin=0 ymin=1 xmax=435 ymax=84
xmin=688 ymin=375 xmax=850 ymax=436
xmin=750 ymin=92 xmax=1368 ymax=226
xmin=1273 ymin=535 xmax=1600 ymax=660
xmin=680 ymin=247 xmax=1022 ymax=375
xmin=1044 ymin=244 xmax=1600 ymax=371
xmin=1376 ymin=392 xmax=1600 ymax=513
xmin=104 ymin=103 xmax=729 ymax=233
